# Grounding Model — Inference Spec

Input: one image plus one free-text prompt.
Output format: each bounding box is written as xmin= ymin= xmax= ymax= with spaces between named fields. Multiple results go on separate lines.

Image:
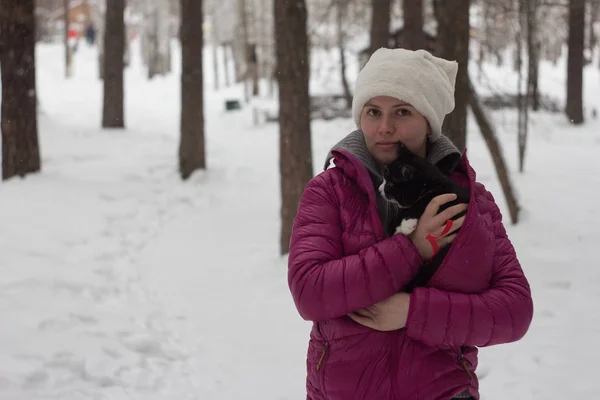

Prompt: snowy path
xmin=0 ymin=114 xmax=207 ymax=399
xmin=135 ymin=112 xmax=311 ymax=399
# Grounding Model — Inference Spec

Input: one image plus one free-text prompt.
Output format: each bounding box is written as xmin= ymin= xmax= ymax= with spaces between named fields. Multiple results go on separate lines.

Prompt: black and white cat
xmin=378 ymin=142 xmax=470 ymax=291
xmin=379 ymin=142 xmax=469 ymax=236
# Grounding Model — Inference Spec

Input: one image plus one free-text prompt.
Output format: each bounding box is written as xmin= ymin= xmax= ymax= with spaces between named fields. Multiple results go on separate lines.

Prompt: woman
xmin=288 ymin=48 xmax=534 ymax=400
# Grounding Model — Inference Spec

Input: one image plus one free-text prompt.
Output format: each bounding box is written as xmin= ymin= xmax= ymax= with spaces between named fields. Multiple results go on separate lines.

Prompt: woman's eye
xmin=397 ymin=108 xmax=410 ymax=116
xmin=366 ymin=108 xmax=380 ymax=116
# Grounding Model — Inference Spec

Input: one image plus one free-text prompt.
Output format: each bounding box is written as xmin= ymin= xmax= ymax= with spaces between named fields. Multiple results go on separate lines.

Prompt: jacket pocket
xmin=307 ymin=329 xmax=329 ymax=398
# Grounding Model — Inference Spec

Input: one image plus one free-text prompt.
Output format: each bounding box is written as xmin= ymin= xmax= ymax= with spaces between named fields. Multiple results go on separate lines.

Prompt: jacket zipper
xmin=317 ymin=341 xmax=329 ymax=397
xmin=459 ymin=347 xmax=473 ymax=381
xmin=316 ymin=341 xmax=328 ymax=371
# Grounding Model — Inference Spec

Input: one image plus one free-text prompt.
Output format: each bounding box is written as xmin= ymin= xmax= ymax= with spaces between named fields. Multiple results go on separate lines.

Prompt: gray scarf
xmin=323 ymin=130 xmax=461 ymax=236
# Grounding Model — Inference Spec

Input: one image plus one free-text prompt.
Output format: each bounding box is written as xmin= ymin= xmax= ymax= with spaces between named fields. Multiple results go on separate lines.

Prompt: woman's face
xmin=360 ymin=96 xmax=430 ymax=164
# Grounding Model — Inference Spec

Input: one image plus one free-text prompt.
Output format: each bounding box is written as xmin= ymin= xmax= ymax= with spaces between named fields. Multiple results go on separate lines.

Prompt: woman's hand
xmin=410 ymin=193 xmax=468 ymax=261
xmin=348 ymin=293 xmax=411 ymax=331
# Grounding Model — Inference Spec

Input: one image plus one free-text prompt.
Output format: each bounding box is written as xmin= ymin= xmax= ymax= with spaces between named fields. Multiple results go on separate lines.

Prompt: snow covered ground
xmin=0 ymin=40 xmax=599 ymax=399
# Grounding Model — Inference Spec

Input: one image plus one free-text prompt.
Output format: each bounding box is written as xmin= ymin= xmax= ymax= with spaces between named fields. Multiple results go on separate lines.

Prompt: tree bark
xmin=275 ymin=0 xmax=313 ymax=255
xmin=102 ymin=0 xmax=125 ymax=128
xmin=469 ymin=81 xmax=520 ymax=225
xmin=591 ymin=0 xmax=599 ymax=62
xmin=147 ymin=7 xmax=159 ymax=78
xmin=517 ymin=0 xmax=529 ymax=173
xmin=526 ymin=0 xmax=540 ymax=111
xmin=402 ymin=0 xmax=425 ymax=50
xmin=63 ymin=0 xmax=72 ymax=77
xmin=224 ymin=42 xmax=232 ymax=86
xmin=566 ymin=0 xmax=585 ymax=124
xmin=91 ymin=0 xmax=105 ymax=79
xmin=179 ymin=0 xmax=206 ymax=179
xmin=238 ymin=0 xmax=251 ymax=101
xmin=249 ymin=44 xmax=259 ymax=96
xmin=436 ymin=0 xmax=471 ymax=152
xmin=212 ymin=14 xmax=220 ymax=91
xmin=0 ymin=0 xmax=41 ymax=180
xmin=336 ymin=0 xmax=352 ymax=108
xmin=147 ymin=0 xmax=170 ymax=79
xmin=369 ymin=0 xmax=391 ymax=56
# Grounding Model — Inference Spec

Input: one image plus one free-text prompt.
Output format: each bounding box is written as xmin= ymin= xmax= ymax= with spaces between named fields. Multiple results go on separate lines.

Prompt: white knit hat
xmin=352 ymin=48 xmax=458 ymax=141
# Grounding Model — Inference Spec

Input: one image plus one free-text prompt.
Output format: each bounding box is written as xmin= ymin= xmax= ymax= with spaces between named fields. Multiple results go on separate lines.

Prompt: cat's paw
xmin=395 ymin=219 xmax=418 ymax=236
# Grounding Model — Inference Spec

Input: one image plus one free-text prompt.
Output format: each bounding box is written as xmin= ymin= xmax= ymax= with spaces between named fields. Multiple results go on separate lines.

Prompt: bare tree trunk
xmin=566 ymin=0 xmax=585 ymax=124
xmin=146 ymin=0 xmax=170 ymax=79
xmin=223 ymin=42 xmax=231 ymax=86
xmin=469 ymin=81 xmax=520 ymax=225
xmin=403 ymin=0 xmax=425 ymax=50
xmin=249 ymin=44 xmax=259 ymax=96
xmin=63 ymin=0 xmax=72 ymax=77
xmin=275 ymin=0 xmax=313 ymax=255
xmin=369 ymin=0 xmax=391 ymax=56
xmin=248 ymin=0 xmax=260 ymax=97
xmin=212 ymin=15 xmax=220 ymax=91
xmin=526 ymin=0 xmax=540 ymax=111
xmin=102 ymin=0 xmax=125 ymax=128
xmin=436 ymin=0 xmax=471 ymax=152
xmin=336 ymin=0 xmax=352 ymax=108
xmin=0 ymin=0 xmax=41 ymax=180
xmin=590 ymin=0 xmax=599 ymax=60
xmin=233 ymin=41 xmax=243 ymax=82
xmin=517 ymin=0 xmax=530 ymax=173
xmin=238 ymin=0 xmax=251 ymax=101
xmin=179 ymin=0 xmax=206 ymax=179
xmin=147 ymin=7 xmax=159 ymax=78
xmin=433 ymin=0 xmax=447 ymax=57
xmin=479 ymin=0 xmax=489 ymax=69
xmin=92 ymin=0 xmax=105 ymax=79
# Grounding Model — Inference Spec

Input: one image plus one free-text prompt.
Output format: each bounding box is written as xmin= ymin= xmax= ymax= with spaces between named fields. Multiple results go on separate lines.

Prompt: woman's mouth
xmin=377 ymin=141 xmax=396 ymax=149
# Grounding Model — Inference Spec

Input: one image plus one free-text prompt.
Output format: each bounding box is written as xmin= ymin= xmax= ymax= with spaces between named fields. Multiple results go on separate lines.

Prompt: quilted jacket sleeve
xmin=288 ymin=171 xmax=423 ymax=322
xmin=406 ymin=184 xmax=534 ymax=347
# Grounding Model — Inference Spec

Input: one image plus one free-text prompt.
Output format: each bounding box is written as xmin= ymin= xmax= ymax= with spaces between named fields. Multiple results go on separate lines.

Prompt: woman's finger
xmin=355 ymin=307 xmax=376 ymax=318
xmin=423 ymin=194 xmax=459 ymax=219
xmin=433 ymin=203 xmax=468 ymax=227
xmin=348 ymin=312 xmax=375 ymax=328
xmin=443 ymin=215 xmax=465 ymax=236
xmin=438 ymin=232 xmax=458 ymax=247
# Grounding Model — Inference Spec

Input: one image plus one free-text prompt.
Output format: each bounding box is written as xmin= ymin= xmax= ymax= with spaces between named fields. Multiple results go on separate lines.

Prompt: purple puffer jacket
xmin=288 ymin=148 xmax=533 ymax=400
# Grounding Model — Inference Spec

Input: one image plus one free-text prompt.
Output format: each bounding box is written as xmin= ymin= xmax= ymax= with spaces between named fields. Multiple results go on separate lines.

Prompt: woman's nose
xmin=377 ymin=115 xmax=395 ymax=135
